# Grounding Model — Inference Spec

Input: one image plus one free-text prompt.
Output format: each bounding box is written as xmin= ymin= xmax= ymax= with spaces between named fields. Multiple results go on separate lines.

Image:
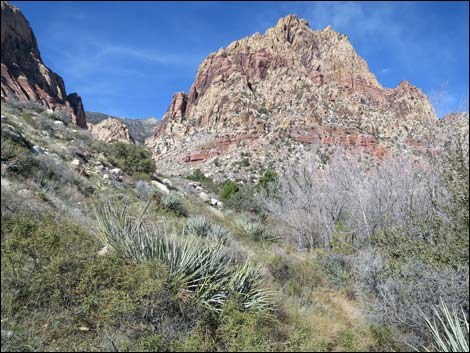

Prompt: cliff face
xmin=146 ymin=15 xmax=437 ymax=179
xmin=1 ymin=1 xmax=87 ymax=128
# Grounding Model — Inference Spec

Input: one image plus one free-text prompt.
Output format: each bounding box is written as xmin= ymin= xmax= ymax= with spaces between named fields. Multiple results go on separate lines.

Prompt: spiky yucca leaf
xmin=423 ymin=299 xmax=469 ymax=352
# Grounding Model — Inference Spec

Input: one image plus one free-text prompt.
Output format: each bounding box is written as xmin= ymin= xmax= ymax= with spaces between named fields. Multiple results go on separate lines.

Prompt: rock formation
xmin=89 ymin=118 xmax=135 ymax=144
xmin=86 ymin=112 xmax=159 ymax=144
xmin=1 ymin=1 xmax=87 ymax=128
xmin=146 ymin=14 xmax=437 ymax=180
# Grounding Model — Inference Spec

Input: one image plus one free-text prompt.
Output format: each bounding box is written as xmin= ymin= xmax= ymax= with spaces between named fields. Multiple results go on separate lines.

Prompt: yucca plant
xmin=186 ymin=215 xmax=213 ymax=237
xmin=229 ymin=262 xmax=273 ymax=313
xmin=186 ymin=215 xmax=231 ymax=243
xmin=161 ymin=192 xmax=187 ymax=216
xmin=237 ymin=219 xmax=279 ymax=242
xmin=322 ymin=254 xmax=353 ymax=287
xmin=94 ymin=201 xmax=271 ymax=313
xmin=422 ymin=299 xmax=469 ymax=352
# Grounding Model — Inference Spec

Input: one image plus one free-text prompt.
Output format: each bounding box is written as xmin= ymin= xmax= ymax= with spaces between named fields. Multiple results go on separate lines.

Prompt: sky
xmin=11 ymin=1 xmax=469 ymax=119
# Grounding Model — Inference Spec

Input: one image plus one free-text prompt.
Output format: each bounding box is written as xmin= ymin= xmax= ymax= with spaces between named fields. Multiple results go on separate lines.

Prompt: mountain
xmin=86 ymin=111 xmax=159 ymax=144
xmin=146 ymin=15 xmax=437 ymax=180
xmin=0 ymin=0 xmax=86 ymax=128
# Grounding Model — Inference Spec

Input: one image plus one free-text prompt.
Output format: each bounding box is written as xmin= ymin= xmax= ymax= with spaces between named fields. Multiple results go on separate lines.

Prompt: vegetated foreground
xmin=1 ymin=100 xmax=469 ymax=352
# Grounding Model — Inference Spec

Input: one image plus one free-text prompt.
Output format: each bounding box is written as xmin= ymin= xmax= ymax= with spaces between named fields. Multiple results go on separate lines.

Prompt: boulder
xmin=151 ymin=180 xmax=170 ymax=194
xmin=199 ymin=192 xmax=210 ymax=202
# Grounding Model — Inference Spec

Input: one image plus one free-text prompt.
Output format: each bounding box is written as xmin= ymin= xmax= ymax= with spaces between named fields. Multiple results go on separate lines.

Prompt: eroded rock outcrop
xmin=89 ymin=118 xmax=135 ymax=144
xmin=1 ymin=1 xmax=87 ymax=128
xmin=146 ymin=14 xmax=437 ymax=179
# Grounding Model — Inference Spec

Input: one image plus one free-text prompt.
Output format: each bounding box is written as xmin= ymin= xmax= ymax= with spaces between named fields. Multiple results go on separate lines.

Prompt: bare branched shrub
xmin=354 ymin=252 xmax=469 ymax=347
xmin=262 ymin=150 xmax=452 ymax=250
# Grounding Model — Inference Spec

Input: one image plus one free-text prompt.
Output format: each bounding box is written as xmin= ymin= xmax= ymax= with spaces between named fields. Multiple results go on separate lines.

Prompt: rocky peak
xmin=89 ymin=117 xmax=135 ymax=144
xmin=1 ymin=1 xmax=87 ymax=128
xmin=145 ymin=14 xmax=438 ymax=179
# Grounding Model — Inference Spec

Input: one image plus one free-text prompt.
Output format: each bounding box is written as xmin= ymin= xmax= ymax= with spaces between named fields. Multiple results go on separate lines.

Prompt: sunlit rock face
xmin=1 ymin=1 xmax=87 ymax=128
xmin=146 ymin=14 xmax=437 ymax=179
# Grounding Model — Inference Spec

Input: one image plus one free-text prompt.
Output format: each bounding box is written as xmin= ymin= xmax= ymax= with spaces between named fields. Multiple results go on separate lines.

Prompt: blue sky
xmin=12 ymin=1 xmax=469 ymax=119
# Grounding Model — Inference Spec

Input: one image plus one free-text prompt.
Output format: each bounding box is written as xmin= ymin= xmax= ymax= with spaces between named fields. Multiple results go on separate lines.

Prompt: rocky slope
xmin=0 ymin=0 xmax=86 ymax=128
xmin=146 ymin=15 xmax=437 ymax=180
xmin=86 ymin=111 xmax=159 ymax=144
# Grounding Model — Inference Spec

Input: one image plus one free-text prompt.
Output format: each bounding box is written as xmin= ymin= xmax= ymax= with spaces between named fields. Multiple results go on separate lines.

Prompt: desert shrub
xmin=219 ymin=180 xmax=239 ymax=201
xmin=224 ymin=184 xmax=263 ymax=213
xmin=186 ymin=168 xmax=206 ymax=182
xmin=186 ymin=169 xmax=219 ymax=193
xmin=161 ymin=192 xmax=187 ymax=216
xmin=257 ymin=106 xmax=269 ymax=115
xmin=135 ymin=180 xmax=155 ymax=200
xmin=258 ymin=168 xmax=278 ymax=191
xmin=186 ymin=215 xmax=231 ymax=243
xmin=266 ymin=254 xmax=326 ymax=297
xmin=7 ymin=98 xmax=46 ymax=113
xmin=1 ymin=130 xmax=31 ymax=161
xmin=263 ymin=151 xmax=459 ymax=251
xmin=107 ymin=142 xmax=155 ymax=176
xmin=354 ymin=250 xmax=469 ymax=347
xmin=40 ymin=108 xmax=71 ymax=125
xmin=1 ymin=211 xmax=197 ymax=352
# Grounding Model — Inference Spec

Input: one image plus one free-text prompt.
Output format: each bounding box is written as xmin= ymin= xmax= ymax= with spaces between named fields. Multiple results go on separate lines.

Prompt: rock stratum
xmin=146 ymin=15 xmax=438 ymax=180
xmin=1 ymin=1 xmax=87 ymax=128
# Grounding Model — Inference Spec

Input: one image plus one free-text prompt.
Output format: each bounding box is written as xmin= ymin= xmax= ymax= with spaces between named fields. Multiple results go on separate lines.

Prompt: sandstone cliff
xmin=146 ymin=15 xmax=437 ymax=179
xmin=1 ymin=1 xmax=87 ymax=128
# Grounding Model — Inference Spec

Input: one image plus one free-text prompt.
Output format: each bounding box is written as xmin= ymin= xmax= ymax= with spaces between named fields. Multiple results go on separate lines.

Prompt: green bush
xmin=219 ymin=180 xmax=240 ymax=201
xmin=186 ymin=169 xmax=219 ymax=194
xmin=1 ymin=212 xmax=195 ymax=351
xmin=258 ymin=168 xmax=278 ymax=190
xmin=107 ymin=142 xmax=155 ymax=177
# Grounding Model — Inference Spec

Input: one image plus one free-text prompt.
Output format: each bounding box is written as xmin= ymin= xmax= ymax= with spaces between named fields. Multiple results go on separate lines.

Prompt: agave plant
xmin=422 ymin=299 xmax=469 ymax=352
